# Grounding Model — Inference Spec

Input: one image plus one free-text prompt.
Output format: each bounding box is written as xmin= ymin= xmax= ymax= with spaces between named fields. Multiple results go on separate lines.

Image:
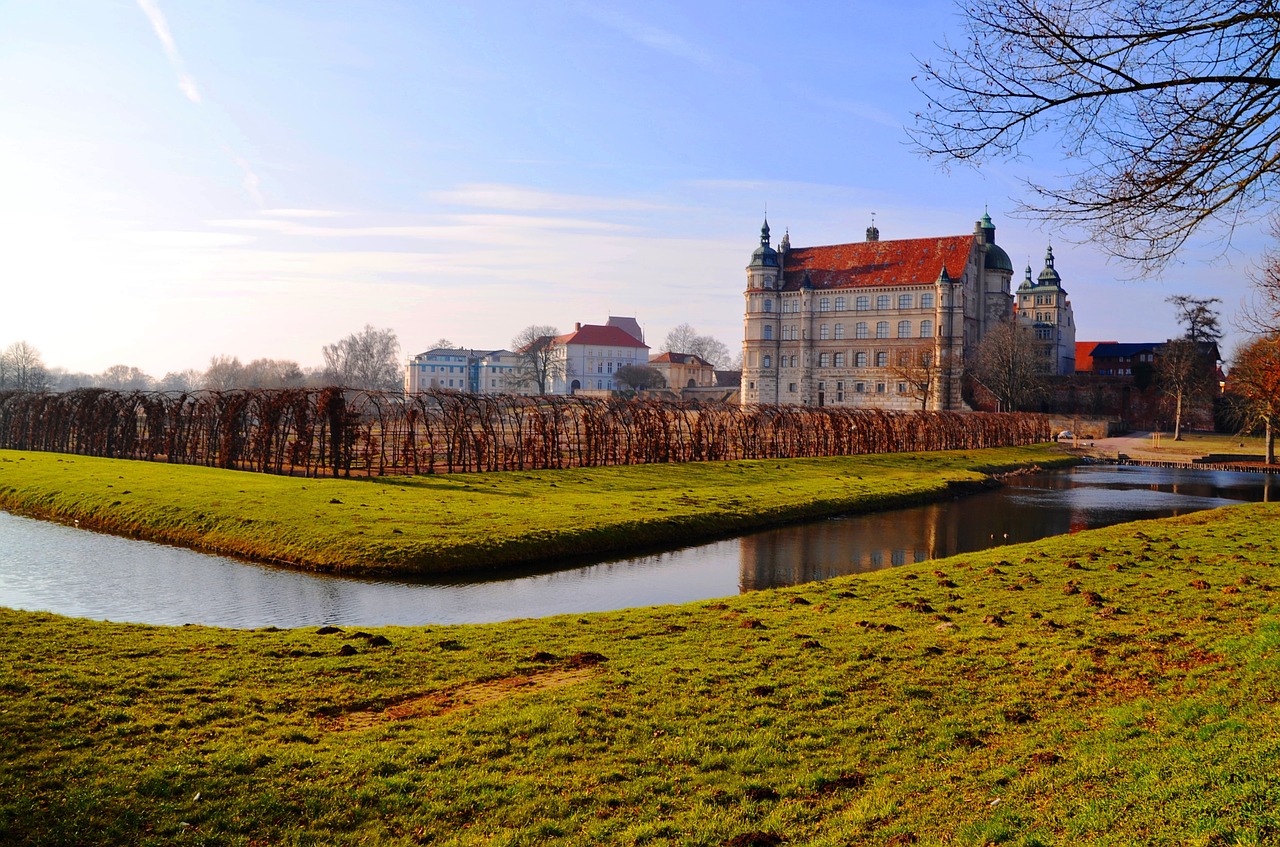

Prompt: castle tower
xmin=741 ymin=219 xmax=782 ymax=404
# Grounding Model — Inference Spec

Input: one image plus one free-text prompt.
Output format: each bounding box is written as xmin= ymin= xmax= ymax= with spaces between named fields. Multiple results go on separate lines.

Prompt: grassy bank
xmin=2 ymin=499 xmax=1278 ymax=845
xmin=0 ymin=445 xmax=1074 ymax=575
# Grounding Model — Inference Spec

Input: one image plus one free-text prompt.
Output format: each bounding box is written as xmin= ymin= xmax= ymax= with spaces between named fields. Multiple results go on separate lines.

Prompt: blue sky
xmin=0 ymin=0 xmax=1262 ymax=376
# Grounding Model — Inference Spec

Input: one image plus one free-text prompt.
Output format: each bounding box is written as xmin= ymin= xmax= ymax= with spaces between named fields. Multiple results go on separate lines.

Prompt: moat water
xmin=0 ymin=465 xmax=1272 ymax=628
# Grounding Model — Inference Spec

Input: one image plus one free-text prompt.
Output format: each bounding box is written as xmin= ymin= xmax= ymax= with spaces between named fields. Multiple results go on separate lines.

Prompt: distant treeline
xmin=0 ymin=388 xmax=1054 ymax=476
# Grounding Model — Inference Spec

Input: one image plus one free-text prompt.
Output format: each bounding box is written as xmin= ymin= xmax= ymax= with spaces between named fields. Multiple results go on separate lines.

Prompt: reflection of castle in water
xmin=739 ymin=502 xmax=976 ymax=591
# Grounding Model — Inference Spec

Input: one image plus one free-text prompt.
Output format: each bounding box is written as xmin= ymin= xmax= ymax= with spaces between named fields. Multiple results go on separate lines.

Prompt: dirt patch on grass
xmin=326 ymin=666 xmax=597 ymax=731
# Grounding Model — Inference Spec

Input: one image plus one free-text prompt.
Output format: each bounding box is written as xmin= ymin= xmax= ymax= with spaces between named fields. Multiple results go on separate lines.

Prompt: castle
xmin=740 ymin=212 xmax=1073 ymax=409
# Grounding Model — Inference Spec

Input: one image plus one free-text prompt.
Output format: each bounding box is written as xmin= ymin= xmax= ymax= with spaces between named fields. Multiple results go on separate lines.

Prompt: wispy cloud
xmin=577 ymin=6 xmax=745 ymax=77
xmin=427 ymin=183 xmax=671 ymax=214
xmin=136 ymin=0 xmax=201 ymax=104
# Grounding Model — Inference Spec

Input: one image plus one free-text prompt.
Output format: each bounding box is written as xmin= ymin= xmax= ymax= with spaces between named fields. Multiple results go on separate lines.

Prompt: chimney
xmin=575 ymin=322 xmax=581 ymax=331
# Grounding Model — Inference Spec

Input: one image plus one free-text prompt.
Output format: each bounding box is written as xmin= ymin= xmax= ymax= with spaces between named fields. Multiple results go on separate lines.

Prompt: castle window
xmin=835 ymin=296 xmax=846 ymax=311
xmin=820 ymin=324 xmax=830 ymax=340
xmin=834 ymin=323 xmax=845 ymax=339
xmin=898 ymin=294 xmax=913 ymax=309
xmin=788 ymin=383 xmax=797 ymax=392
xmin=855 ymin=382 xmax=866 ymax=393
xmin=790 ymin=355 xmax=798 ymax=367
xmin=876 ymin=321 xmax=889 ymax=339
xmin=921 ymin=293 xmax=935 ymax=309
xmin=819 ymin=297 xmax=831 ymax=312
xmin=764 ymin=299 xmax=773 ymax=312
xmin=819 ymin=353 xmax=830 ymax=367
xmin=898 ymin=383 xmax=908 ymax=394
xmin=877 ymin=295 xmax=890 ymax=310
xmin=876 ymin=383 xmax=886 ymax=393
xmin=856 ymin=296 xmax=870 ymax=311
xmin=763 ymin=355 xmax=772 ymax=368
xmin=763 ymin=325 xmax=773 ymax=340
xmin=898 ymin=320 xmax=911 ymax=338
xmin=876 ymin=351 xmax=888 ymax=367
xmin=855 ymin=351 xmax=867 ymax=367
xmin=855 ymin=322 xmax=869 ymax=339
xmin=920 ymin=319 xmax=933 ymax=338
xmin=834 ymin=353 xmax=846 ymax=367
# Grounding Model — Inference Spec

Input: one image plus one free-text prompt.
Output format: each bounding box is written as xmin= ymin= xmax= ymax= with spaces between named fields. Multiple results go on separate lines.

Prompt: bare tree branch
xmin=914 ymin=1 xmax=1280 ymax=268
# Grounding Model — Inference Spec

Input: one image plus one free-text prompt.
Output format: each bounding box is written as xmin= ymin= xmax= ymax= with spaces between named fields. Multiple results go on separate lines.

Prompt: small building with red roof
xmin=550 ymin=318 xmax=650 ymax=394
xmin=649 ymin=351 xmax=717 ymax=389
xmin=741 ymin=213 xmax=1015 ymax=409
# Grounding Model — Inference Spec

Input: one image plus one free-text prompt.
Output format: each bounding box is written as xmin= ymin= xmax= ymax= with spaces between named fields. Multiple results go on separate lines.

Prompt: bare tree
xmin=0 ymin=341 xmax=50 ymax=392
xmin=203 ymin=355 xmax=245 ymax=391
xmin=661 ymin=323 xmax=732 ymax=368
xmin=969 ymin=320 xmax=1047 ymax=412
xmin=157 ymin=369 xmax=203 ymax=392
xmin=242 ymin=358 xmax=304 ymax=389
xmin=1157 ymin=338 xmax=1215 ymax=440
xmin=1229 ymin=334 xmax=1280 ymax=463
xmin=1167 ymin=295 xmax=1223 ymax=343
xmin=914 ymin=1 xmax=1280 ymax=268
xmin=1246 ymin=220 xmax=1280 ymax=333
xmin=322 ymin=325 xmax=402 ymax=391
xmin=614 ymin=365 xmax=666 ymax=392
xmin=511 ymin=325 xmax=561 ymax=395
xmin=97 ymin=365 xmax=154 ymax=391
xmin=428 ymin=337 xmax=457 ymax=350
xmin=888 ymin=342 xmax=938 ymax=410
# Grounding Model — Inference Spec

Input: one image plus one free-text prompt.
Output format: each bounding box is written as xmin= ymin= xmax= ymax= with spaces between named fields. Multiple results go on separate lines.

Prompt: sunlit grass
xmin=0 ymin=445 xmax=1073 ymax=575
xmin=2 ymin=500 xmax=1278 ymax=844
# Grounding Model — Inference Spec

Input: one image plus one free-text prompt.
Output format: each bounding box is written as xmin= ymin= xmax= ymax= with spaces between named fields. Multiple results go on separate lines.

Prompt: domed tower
xmin=1015 ymin=245 xmax=1077 ymax=375
xmin=742 ymin=219 xmax=782 ymax=404
xmin=975 ymin=211 xmax=1015 ymax=335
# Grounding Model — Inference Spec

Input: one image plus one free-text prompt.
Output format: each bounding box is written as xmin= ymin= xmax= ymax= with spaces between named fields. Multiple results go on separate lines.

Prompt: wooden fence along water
xmin=0 ymin=388 xmax=1053 ymax=477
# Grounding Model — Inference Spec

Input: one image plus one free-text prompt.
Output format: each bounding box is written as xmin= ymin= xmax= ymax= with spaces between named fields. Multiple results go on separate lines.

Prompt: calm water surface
xmin=0 ymin=465 xmax=1272 ymax=628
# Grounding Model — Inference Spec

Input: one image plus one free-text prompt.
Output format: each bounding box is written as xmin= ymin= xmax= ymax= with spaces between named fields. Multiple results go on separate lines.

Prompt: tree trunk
xmin=1267 ymin=417 xmax=1275 ymax=465
xmin=1173 ymin=391 xmax=1184 ymax=440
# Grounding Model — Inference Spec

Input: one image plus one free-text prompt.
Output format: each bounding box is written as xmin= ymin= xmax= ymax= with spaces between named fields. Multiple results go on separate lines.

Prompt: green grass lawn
xmin=2 ymin=497 xmax=1278 ymax=845
xmin=0 ymin=445 xmax=1075 ymax=575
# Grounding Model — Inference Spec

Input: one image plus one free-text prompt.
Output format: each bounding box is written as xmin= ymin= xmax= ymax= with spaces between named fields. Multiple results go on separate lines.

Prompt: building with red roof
xmin=549 ymin=318 xmax=650 ymax=394
xmin=741 ymin=213 xmax=1015 ymax=409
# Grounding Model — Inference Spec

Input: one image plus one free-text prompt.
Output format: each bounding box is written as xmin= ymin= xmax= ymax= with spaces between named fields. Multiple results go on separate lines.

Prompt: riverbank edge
xmin=3 ymin=497 xmax=1279 ymax=844
xmin=0 ymin=446 xmax=1079 ymax=577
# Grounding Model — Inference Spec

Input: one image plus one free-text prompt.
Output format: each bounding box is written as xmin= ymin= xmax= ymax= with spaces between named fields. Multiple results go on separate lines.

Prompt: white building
xmin=550 ymin=320 xmax=650 ymax=394
xmin=404 ymin=348 xmax=528 ymax=395
xmin=741 ymin=213 xmax=1015 ymax=410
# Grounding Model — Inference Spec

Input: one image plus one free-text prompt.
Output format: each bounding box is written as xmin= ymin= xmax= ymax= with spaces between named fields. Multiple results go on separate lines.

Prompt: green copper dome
xmin=984 ymin=242 xmax=1014 ymax=273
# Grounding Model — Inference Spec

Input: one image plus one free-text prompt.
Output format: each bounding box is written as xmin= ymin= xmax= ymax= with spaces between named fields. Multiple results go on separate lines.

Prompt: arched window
xmin=820 ymin=324 xmax=830 ymax=340
xmin=920 ymin=319 xmax=933 ymax=338
xmin=921 ymin=292 xmax=935 ymax=309
xmin=819 ymin=297 xmax=831 ymax=312
xmin=877 ymin=295 xmax=890 ymax=310
xmin=763 ymin=354 xmax=772 ymax=368
xmin=855 ymin=322 xmax=868 ymax=339
xmin=875 ymin=351 xmax=888 ymax=367
xmin=835 ymin=296 xmax=846 ymax=311
xmin=834 ymin=323 xmax=845 ymax=339
xmin=898 ymin=320 xmax=911 ymax=338
xmin=819 ymin=353 xmax=830 ymax=367
xmin=876 ymin=321 xmax=889 ymax=339
xmin=856 ymin=296 xmax=870 ymax=311
xmin=855 ymin=351 xmax=868 ymax=367
xmin=763 ymin=325 xmax=773 ymax=340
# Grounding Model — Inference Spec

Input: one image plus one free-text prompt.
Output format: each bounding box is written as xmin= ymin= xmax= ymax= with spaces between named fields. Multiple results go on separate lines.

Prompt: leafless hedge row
xmin=0 ymin=388 xmax=1053 ymax=476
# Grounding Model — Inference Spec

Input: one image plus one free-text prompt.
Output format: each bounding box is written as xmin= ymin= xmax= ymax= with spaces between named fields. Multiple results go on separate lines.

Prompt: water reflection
xmin=0 ymin=465 xmax=1273 ymax=628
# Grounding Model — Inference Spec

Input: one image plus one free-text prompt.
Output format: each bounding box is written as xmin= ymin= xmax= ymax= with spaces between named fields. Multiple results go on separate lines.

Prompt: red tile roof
xmin=1074 ymin=341 xmax=1109 ymax=373
xmin=554 ymin=324 xmax=649 ymax=349
xmin=782 ymin=235 xmax=975 ymax=290
xmin=650 ymin=351 xmax=713 ymax=367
